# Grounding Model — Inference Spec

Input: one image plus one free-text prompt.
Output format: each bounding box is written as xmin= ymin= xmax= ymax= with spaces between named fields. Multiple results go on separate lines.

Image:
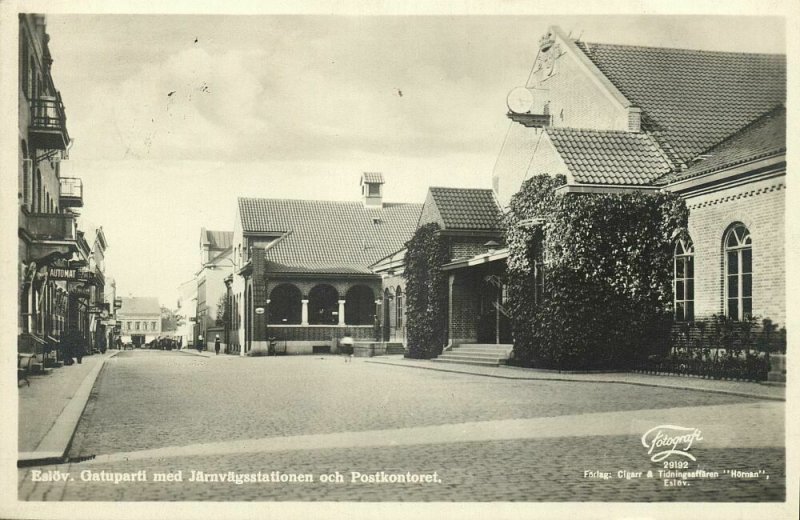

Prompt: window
xmin=152 ymin=321 xmax=157 ymax=330
xmin=126 ymin=321 xmax=131 ymax=330
xmin=395 ymin=287 xmax=403 ymax=329
xmin=135 ymin=321 xmax=140 ymax=330
xmin=674 ymin=235 xmax=695 ymax=321
xmin=368 ymin=183 xmax=380 ymax=196
xmin=725 ymin=224 xmax=752 ymax=320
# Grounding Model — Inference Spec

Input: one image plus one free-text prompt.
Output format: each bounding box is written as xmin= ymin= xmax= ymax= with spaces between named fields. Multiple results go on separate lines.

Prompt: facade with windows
xmin=17 ymin=14 xmax=108 ymax=366
xmin=228 ymin=173 xmax=421 ymax=355
xmin=117 ymin=297 xmax=162 ymax=346
xmin=432 ymin=26 xmax=786 ymax=359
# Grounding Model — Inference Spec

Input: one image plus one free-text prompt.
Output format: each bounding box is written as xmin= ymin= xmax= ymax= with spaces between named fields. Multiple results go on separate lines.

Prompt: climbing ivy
xmin=402 ymin=223 xmax=450 ymax=359
xmin=505 ymin=175 xmax=689 ymax=370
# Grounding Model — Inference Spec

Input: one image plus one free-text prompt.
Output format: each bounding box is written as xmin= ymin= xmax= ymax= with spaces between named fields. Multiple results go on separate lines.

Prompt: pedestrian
xmin=197 ymin=334 xmax=203 ymax=352
xmin=214 ymin=335 xmax=221 ymax=355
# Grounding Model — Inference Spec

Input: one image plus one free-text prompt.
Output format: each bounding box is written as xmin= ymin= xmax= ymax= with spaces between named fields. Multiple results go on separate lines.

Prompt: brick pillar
xmin=338 ymin=300 xmax=346 ymax=326
xmin=301 ymin=299 xmax=309 ymax=326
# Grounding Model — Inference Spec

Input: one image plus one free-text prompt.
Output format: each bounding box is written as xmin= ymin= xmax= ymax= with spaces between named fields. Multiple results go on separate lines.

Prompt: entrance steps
xmin=432 ymin=343 xmax=513 ymax=367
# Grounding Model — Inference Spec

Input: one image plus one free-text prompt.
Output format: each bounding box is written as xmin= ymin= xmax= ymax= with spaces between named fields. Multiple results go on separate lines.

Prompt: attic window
xmin=368 ymin=183 xmax=380 ymax=196
xmin=372 ymin=217 xmax=382 ymax=224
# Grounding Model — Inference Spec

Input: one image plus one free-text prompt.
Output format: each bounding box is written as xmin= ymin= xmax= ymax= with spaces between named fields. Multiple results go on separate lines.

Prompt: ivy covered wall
xmin=505 ymin=175 xmax=689 ymax=370
xmin=402 ymin=223 xmax=450 ymax=359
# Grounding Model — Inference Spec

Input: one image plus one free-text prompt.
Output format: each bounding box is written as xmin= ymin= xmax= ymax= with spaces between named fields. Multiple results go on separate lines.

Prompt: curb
xmin=175 ymin=349 xmax=214 ymax=358
xmin=18 ymin=351 xmax=121 ymax=467
xmin=365 ymin=359 xmax=785 ymax=402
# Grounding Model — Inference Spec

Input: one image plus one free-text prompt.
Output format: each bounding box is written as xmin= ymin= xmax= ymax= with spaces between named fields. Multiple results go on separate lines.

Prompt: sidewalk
xmin=366 ymin=356 xmax=785 ymax=401
xmin=18 ymin=350 xmax=120 ymax=465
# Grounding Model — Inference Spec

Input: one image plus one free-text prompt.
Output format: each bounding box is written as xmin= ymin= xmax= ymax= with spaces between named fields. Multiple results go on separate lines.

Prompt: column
xmin=301 ymin=299 xmax=309 ymax=326
xmin=337 ymin=300 xmax=346 ymax=326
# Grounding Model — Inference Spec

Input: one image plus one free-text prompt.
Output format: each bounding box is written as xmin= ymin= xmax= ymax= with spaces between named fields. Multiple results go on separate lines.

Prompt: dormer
xmin=361 ymin=172 xmax=384 ymax=209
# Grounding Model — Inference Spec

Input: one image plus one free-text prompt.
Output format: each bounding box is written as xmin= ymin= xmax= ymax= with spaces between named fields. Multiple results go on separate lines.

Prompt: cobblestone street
xmin=18 ymin=351 xmax=785 ymax=501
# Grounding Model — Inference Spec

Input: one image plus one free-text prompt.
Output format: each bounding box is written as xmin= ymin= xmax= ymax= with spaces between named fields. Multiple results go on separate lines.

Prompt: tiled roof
xmin=575 ymin=42 xmax=786 ymax=164
xmin=546 ymin=128 xmax=672 ymax=185
xmin=117 ymin=297 xmax=160 ymax=316
xmin=203 ymin=229 xmax=233 ymax=250
xmin=238 ymin=198 xmax=422 ymax=274
xmin=362 ymin=172 xmax=385 ymax=184
xmin=428 ymin=187 xmax=503 ymax=230
xmin=660 ymin=106 xmax=786 ymax=184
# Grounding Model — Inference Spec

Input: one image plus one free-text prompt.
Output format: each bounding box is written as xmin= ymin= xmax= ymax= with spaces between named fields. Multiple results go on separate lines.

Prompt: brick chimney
xmin=360 ymin=172 xmax=384 ymax=209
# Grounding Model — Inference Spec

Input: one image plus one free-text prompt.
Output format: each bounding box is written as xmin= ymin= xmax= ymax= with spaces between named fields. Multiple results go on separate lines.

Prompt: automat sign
xmin=48 ymin=266 xmax=92 ymax=281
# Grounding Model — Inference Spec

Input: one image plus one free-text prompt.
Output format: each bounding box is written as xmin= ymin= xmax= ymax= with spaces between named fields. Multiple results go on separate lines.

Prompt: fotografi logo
xmin=641 ymin=425 xmax=703 ymax=462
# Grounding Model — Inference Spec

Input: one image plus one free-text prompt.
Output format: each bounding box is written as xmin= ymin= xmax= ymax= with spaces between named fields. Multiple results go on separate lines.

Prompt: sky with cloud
xmin=41 ymin=14 xmax=785 ymax=307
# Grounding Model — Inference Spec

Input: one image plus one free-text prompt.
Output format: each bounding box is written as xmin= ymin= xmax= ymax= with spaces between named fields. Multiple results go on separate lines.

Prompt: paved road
xmin=18 ymin=350 xmax=785 ymax=502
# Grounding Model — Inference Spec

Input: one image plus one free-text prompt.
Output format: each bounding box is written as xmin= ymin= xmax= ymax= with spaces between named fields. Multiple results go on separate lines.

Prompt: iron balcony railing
xmin=29 ymin=94 xmax=70 ymax=150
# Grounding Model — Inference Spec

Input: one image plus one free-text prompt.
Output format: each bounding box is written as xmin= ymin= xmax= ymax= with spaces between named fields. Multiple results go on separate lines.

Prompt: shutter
xmin=22 ymin=159 xmax=33 ymax=211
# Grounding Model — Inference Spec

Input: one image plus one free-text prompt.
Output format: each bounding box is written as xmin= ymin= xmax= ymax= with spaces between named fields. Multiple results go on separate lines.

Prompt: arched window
xmin=308 ymin=284 xmax=339 ymax=325
xmin=269 ymin=284 xmax=302 ymax=324
xmin=345 ymin=285 xmax=376 ymax=325
xmin=725 ymin=224 xmax=752 ymax=320
xmin=674 ymin=235 xmax=694 ymax=321
xmin=395 ymin=286 xmax=404 ymax=329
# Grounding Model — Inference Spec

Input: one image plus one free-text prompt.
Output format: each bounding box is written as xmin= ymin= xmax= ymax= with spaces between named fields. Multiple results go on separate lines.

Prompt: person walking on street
xmin=214 ymin=335 xmax=221 ymax=355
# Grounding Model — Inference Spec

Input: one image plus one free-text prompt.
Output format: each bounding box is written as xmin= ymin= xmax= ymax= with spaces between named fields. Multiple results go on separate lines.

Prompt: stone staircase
xmin=432 ymin=343 xmax=514 ymax=367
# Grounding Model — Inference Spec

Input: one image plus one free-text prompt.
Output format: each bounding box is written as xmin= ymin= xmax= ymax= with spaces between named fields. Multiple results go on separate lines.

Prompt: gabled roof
xmin=575 ymin=42 xmax=785 ymax=165
xmin=202 ymin=229 xmax=233 ymax=250
xmin=425 ymin=187 xmax=503 ymax=230
xmin=117 ymin=297 xmax=160 ymax=316
xmin=546 ymin=128 xmax=672 ymax=185
xmin=238 ymin=198 xmax=421 ymax=274
xmin=660 ymin=105 xmax=786 ymax=185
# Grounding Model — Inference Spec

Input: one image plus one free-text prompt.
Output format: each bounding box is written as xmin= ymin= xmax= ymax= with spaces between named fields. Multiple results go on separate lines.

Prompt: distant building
xmin=195 ymin=228 xmax=233 ymax=350
xmin=229 ymin=173 xmax=421 ymax=355
xmin=117 ymin=297 xmax=161 ymax=347
xmin=176 ymin=278 xmax=197 ymax=349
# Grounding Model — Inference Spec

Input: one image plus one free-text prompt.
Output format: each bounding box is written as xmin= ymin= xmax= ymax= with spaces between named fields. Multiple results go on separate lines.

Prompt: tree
xmin=215 ymin=294 xmax=229 ymax=326
xmin=160 ymin=306 xmax=183 ymax=332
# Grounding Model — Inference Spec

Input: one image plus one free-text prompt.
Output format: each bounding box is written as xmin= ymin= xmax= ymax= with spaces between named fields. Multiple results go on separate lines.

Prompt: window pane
xmin=727 ymin=231 xmax=739 ymax=248
xmin=728 ymin=300 xmax=738 ymax=320
xmin=686 ymin=256 xmax=694 ymax=278
xmin=686 ymin=302 xmax=694 ymax=321
xmin=728 ymin=275 xmax=738 ymax=297
xmin=742 ymin=248 xmax=752 ymax=274
xmin=727 ymin=252 xmax=738 ymax=274
xmin=676 ymin=281 xmax=685 ymax=300
xmin=675 ymin=302 xmax=685 ymax=321
xmin=743 ymin=297 xmax=752 ymax=317
xmin=742 ymin=274 xmax=752 ymax=298
xmin=686 ymin=279 xmax=694 ymax=300
xmin=675 ymin=258 xmax=685 ymax=277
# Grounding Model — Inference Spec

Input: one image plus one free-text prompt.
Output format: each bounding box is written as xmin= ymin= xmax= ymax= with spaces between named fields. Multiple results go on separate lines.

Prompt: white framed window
xmin=674 ymin=235 xmax=694 ymax=321
xmin=724 ymin=224 xmax=752 ymax=320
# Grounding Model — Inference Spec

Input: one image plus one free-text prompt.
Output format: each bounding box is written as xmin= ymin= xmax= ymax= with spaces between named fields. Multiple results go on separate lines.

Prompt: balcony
xmin=19 ymin=208 xmax=80 ymax=262
xmin=59 ymin=177 xmax=83 ymax=207
xmin=29 ymin=94 xmax=70 ymax=150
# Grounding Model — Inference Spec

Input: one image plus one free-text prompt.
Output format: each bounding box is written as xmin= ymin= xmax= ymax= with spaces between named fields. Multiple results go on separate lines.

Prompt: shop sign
xmin=48 ymin=267 xmax=93 ymax=281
